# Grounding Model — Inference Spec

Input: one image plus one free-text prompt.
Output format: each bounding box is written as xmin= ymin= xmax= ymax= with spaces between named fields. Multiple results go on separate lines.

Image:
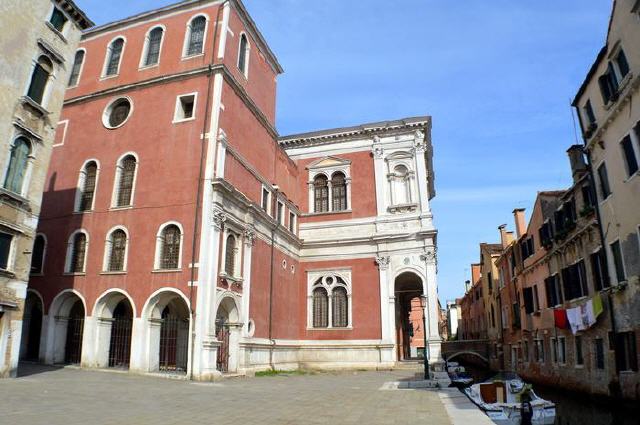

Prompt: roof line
xmin=57 ymin=0 xmax=94 ymax=29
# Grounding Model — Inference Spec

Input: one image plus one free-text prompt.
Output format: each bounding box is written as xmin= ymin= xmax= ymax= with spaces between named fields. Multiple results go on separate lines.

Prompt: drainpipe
xmin=187 ymin=2 xmax=226 ymax=380
xmin=583 ymin=145 xmax=618 ymax=375
xmin=268 ymin=186 xmax=279 ymax=369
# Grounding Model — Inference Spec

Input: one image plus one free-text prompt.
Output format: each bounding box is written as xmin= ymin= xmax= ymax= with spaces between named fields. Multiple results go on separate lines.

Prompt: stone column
xmin=345 ymin=177 xmax=352 ymax=210
xmin=307 ymin=181 xmax=314 ymax=213
xmin=421 ymin=249 xmax=442 ymax=364
xmin=375 ymin=256 xmax=392 ymax=344
xmin=214 ymin=129 xmax=227 ymax=179
xmin=413 ymin=130 xmax=431 ymax=215
xmin=241 ymin=227 xmax=255 ymax=337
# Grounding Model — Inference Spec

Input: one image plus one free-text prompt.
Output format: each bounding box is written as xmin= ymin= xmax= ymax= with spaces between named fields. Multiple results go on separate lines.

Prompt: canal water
xmin=457 ymin=362 xmax=640 ymax=425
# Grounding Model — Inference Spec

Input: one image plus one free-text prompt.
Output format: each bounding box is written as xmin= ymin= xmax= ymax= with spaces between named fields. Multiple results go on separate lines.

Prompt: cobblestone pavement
xmin=0 ymin=364 xmax=454 ymax=425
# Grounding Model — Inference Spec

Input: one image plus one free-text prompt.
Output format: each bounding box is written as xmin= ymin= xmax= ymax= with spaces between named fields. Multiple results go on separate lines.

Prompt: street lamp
xmin=420 ymin=294 xmax=430 ymax=380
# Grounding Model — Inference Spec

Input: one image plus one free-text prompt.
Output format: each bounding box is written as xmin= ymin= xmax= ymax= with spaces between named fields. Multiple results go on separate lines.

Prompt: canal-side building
xmin=24 ymin=0 xmax=442 ymax=379
xmin=572 ymin=0 xmax=640 ymax=399
xmin=0 ymin=0 xmax=92 ymax=378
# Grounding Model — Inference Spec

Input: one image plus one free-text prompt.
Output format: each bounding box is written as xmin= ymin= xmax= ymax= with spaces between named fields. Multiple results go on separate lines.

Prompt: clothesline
xmin=553 ymin=293 xmax=604 ymax=334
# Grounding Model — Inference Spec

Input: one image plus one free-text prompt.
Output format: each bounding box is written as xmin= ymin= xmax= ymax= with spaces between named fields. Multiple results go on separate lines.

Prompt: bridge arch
xmin=444 ymin=350 xmax=489 ymax=364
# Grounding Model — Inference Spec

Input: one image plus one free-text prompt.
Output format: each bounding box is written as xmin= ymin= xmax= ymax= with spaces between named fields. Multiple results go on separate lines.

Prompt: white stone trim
xmin=100 ymin=35 xmax=127 ymax=79
xmin=236 ymin=31 xmax=250 ymax=79
xmin=138 ymin=24 xmax=166 ymax=69
xmin=172 ymin=91 xmax=198 ymax=123
xmin=181 ymin=13 xmax=210 ymax=59
xmin=64 ymin=229 xmax=89 ymax=273
xmin=110 ymin=151 xmax=139 ymax=208
xmin=102 ymin=225 xmax=130 ymax=272
xmin=73 ymin=158 xmax=101 ymax=212
xmin=307 ymin=269 xmax=352 ymax=329
xmin=153 ymin=221 xmax=184 ymax=270
xmin=66 ymin=48 xmax=87 ymax=89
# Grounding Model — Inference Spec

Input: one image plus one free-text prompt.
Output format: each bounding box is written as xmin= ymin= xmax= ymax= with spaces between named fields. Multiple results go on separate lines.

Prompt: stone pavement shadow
xmin=17 ymin=362 xmax=65 ymax=378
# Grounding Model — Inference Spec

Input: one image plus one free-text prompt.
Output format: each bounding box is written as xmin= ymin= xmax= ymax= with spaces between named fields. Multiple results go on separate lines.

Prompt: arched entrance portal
xmin=108 ymin=300 xmax=133 ymax=368
xmin=394 ymin=272 xmax=425 ymax=361
xmin=48 ymin=291 xmax=86 ymax=364
xmin=142 ymin=290 xmax=190 ymax=374
xmin=20 ymin=292 xmax=43 ymax=361
xmin=215 ymin=296 xmax=240 ymax=373
xmin=65 ymin=301 xmax=85 ymax=364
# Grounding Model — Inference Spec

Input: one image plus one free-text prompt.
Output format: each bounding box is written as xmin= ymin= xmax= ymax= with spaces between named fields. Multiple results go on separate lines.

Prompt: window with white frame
xmin=237 ymin=33 xmax=250 ymax=77
xmin=184 ymin=15 xmax=207 ymax=57
xmin=141 ymin=26 xmax=164 ymax=67
xmin=261 ymin=186 xmax=271 ymax=214
xmin=155 ymin=223 xmax=182 ymax=270
xmin=4 ymin=136 xmax=32 ymax=196
xmin=104 ymin=227 xmax=128 ymax=272
xmin=75 ymin=160 xmax=98 ymax=212
xmin=288 ymin=211 xmax=296 ymax=233
xmin=173 ymin=93 xmax=197 ymax=122
xmin=66 ymin=230 xmax=88 ymax=273
xmin=620 ymin=134 xmax=639 ymax=177
xmin=27 ymin=55 xmax=54 ymax=105
xmin=30 ymin=234 xmax=46 ymax=275
xmin=49 ymin=6 xmax=68 ymax=33
xmin=68 ymin=50 xmax=85 ymax=87
xmin=112 ymin=154 xmax=137 ymax=207
xmin=307 ymin=157 xmax=351 ymax=214
xmin=103 ymin=37 xmax=125 ymax=77
xmin=610 ymin=240 xmax=626 ymax=283
xmin=277 ymin=201 xmax=285 ymax=225
xmin=390 ymin=164 xmax=412 ymax=205
xmin=0 ymin=232 xmax=14 ymax=271
xmin=308 ymin=272 xmax=351 ymax=329
xmin=222 ymin=231 xmax=240 ymax=278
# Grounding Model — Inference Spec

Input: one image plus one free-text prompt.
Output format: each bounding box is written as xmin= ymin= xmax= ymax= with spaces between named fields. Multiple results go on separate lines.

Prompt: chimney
xmin=513 ymin=208 xmax=526 ymax=239
xmin=499 ymin=224 xmax=509 ymax=248
xmin=567 ymin=145 xmax=587 ymax=183
xmin=471 ymin=264 xmax=481 ymax=284
xmin=465 ymin=280 xmax=471 ymax=292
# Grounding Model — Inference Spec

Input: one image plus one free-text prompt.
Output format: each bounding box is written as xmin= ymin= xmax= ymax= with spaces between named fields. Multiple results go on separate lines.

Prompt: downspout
xmin=268 ymin=186 xmax=279 ymax=369
xmin=187 ymin=2 xmax=226 ymax=380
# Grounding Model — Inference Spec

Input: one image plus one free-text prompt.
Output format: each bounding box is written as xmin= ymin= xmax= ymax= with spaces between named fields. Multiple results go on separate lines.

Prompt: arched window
xmin=313 ymin=175 xmax=329 ymax=213
xmin=30 ymin=235 xmax=46 ymax=274
xmin=144 ymin=27 xmax=163 ymax=66
xmin=78 ymin=161 xmax=97 ymax=212
xmin=238 ymin=33 xmax=249 ymax=76
xmin=107 ymin=229 xmax=127 ymax=272
xmin=331 ymin=172 xmax=347 ymax=211
xmin=332 ymin=286 xmax=348 ymax=328
xmin=160 ymin=224 xmax=181 ymax=269
xmin=68 ymin=50 xmax=84 ymax=87
xmin=312 ymin=287 xmax=329 ymax=328
xmin=185 ymin=16 xmax=206 ymax=56
xmin=27 ymin=56 xmax=53 ymax=104
xmin=114 ymin=155 xmax=137 ymax=207
xmin=393 ymin=164 xmax=411 ymax=205
xmin=4 ymin=137 xmax=31 ymax=194
xmin=69 ymin=232 xmax=87 ymax=273
xmin=105 ymin=38 xmax=124 ymax=76
xmin=224 ymin=234 xmax=236 ymax=276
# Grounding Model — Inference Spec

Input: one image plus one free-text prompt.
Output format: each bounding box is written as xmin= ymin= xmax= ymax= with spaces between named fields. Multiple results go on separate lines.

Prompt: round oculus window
xmin=103 ymin=98 xmax=132 ymax=129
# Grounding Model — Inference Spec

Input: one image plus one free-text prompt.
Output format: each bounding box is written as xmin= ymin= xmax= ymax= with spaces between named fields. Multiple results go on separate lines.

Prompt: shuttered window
xmin=312 ymin=287 xmax=329 ymax=328
xmin=49 ymin=7 xmax=67 ymax=32
xmin=597 ymin=163 xmax=611 ymax=199
xmin=27 ymin=56 xmax=53 ymax=104
xmin=4 ymin=137 xmax=31 ymax=194
xmin=145 ymin=28 xmax=163 ymax=66
xmin=116 ymin=156 xmax=136 ymax=207
xmin=70 ymin=233 xmax=87 ymax=273
xmin=186 ymin=17 xmax=206 ymax=56
xmin=160 ymin=225 xmax=181 ymax=269
xmin=79 ymin=162 xmax=97 ymax=211
xmin=108 ymin=230 xmax=127 ymax=272
xmin=313 ymin=175 xmax=328 ymax=212
xmin=621 ymin=135 xmax=639 ymax=177
xmin=105 ymin=38 xmax=124 ymax=76
xmin=332 ymin=287 xmax=348 ymax=327
xmin=225 ymin=234 xmax=236 ymax=276
xmin=331 ymin=172 xmax=347 ymax=211
xmin=68 ymin=50 xmax=84 ymax=87
xmin=0 ymin=233 xmax=12 ymax=270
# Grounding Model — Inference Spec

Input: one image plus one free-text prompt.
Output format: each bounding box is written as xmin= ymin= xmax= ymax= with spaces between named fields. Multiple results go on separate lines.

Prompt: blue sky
xmin=77 ymin=0 xmax=613 ymax=304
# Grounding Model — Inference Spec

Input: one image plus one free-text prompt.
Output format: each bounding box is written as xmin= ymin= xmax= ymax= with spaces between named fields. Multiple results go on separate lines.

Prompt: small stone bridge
xmin=441 ymin=339 xmax=490 ymax=364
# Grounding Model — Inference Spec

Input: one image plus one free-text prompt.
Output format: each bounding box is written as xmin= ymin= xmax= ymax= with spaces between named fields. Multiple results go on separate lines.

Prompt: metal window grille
xmin=70 ymin=233 xmax=86 ymax=273
xmin=68 ymin=50 xmax=84 ymax=86
xmin=116 ymin=156 xmax=136 ymax=206
xmin=108 ymin=301 xmax=132 ymax=368
xmin=332 ymin=287 xmax=348 ymax=327
xmin=159 ymin=308 xmax=188 ymax=373
xmin=4 ymin=137 xmax=30 ymax=194
xmin=225 ymin=235 xmax=236 ymax=275
xmin=161 ymin=225 xmax=181 ymax=269
xmin=331 ymin=172 xmax=347 ymax=211
xmin=216 ymin=317 xmax=230 ymax=372
xmin=187 ymin=17 xmax=206 ymax=56
xmin=30 ymin=235 xmax=45 ymax=274
xmin=238 ymin=34 xmax=248 ymax=73
xmin=314 ymin=175 xmax=328 ymax=212
xmin=106 ymin=39 xmax=124 ymax=76
xmin=64 ymin=302 xmax=84 ymax=364
xmin=108 ymin=230 xmax=127 ymax=271
xmin=79 ymin=162 xmax=97 ymax=211
xmin=145 ymin=28 xmax=163 ymax=66
xmin=312 ymin=287 xmax=328 ymax=328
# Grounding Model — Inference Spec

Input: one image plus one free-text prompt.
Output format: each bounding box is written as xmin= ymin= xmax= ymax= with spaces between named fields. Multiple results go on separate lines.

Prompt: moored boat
xmin=464 ymin=372 xmax=555 ymax=425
